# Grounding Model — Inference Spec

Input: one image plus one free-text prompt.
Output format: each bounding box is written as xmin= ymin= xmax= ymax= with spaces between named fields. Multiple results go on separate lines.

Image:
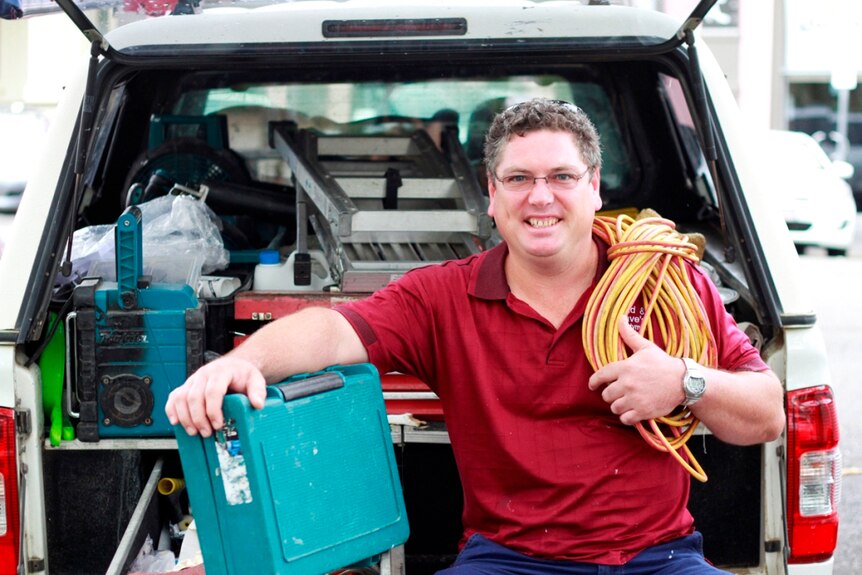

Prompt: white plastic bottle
xmin=253 ymin=249 xmax=334 ymax=291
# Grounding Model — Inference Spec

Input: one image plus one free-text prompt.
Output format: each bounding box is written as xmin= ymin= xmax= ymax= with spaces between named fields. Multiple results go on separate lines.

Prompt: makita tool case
xmin=175 ymin=363 xmax=409 ymax=575
xmin=71 ymin=206 xmax=205 ymax=440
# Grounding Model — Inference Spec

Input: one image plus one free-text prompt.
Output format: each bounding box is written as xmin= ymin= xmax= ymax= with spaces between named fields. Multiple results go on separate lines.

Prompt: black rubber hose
xmin=203 ymin=180 xmax=297 ymax=223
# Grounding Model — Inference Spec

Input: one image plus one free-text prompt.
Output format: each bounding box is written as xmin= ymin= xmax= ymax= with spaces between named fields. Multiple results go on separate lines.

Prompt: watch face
xmin=687 ymin=376 xmax=706 ymax=396
xmin=682 ymin=359 xmax=706 ymax=405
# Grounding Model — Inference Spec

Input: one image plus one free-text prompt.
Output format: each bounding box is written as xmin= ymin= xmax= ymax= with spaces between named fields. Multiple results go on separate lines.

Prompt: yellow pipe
xmin=158 ymin=477 xmax=186 ymax=496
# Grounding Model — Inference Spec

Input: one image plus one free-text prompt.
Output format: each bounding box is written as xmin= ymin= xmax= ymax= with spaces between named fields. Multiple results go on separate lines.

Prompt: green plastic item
xmin=39 ymin=313 xmax=75 ymax=446
xmin=228 ymin=249 xmax=265 ymax=264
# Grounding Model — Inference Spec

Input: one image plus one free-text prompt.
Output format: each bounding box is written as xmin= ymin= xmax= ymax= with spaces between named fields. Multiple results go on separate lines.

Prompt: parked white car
xmin=767 ymin=129 xmax=857 ymax=256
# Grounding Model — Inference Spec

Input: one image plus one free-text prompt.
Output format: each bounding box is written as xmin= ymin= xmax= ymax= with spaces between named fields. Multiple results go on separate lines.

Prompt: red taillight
xmin=786 ymin=386 xmax=841 ymax=564
xmin=0 ymin=407 xmax=19 ymax=574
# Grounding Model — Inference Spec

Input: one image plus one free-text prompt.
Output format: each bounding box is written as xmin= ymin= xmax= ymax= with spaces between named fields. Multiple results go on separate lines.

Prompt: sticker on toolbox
xmin=215 ymin=424 xmax=253 ymax=505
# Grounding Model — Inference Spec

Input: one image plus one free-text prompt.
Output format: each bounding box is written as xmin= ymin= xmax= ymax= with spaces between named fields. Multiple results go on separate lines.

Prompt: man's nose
xmin=528 ymin=177 xmax=554 ymax=205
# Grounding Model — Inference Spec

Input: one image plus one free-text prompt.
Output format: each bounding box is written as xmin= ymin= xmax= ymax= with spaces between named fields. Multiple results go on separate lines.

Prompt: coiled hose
xmin=583 ymin=213 xmax=717 ymax=482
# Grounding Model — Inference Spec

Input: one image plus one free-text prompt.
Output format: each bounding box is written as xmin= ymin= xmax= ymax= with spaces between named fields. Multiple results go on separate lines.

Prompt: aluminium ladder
xmin=271 ymin=121 xmax=492 ymax=292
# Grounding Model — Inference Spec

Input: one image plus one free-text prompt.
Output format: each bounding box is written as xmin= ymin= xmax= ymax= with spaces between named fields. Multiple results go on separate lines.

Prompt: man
xmin=167 ymin=98 xmax=784 ymax=574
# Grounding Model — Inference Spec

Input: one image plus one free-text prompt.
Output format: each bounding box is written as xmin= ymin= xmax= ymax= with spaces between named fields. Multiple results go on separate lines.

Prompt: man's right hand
xmin=166 ymin=355 xmax=268 ymax=438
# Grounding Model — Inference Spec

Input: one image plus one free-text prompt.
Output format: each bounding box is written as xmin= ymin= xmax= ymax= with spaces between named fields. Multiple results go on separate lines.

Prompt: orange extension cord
xmin=583 ymin=213 xmax=717 ymax=483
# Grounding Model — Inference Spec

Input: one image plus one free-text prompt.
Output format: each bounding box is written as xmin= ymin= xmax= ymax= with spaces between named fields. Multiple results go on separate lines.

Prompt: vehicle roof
xmin=103 ymin=2 xmax=679 ymax=51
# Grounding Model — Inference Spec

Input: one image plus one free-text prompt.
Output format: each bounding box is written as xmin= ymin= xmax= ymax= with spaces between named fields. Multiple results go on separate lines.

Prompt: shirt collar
xmin=470 ymin=242 xmax=510 ymax=300
xmin=469 ymin=238 xmax=611 ymax=301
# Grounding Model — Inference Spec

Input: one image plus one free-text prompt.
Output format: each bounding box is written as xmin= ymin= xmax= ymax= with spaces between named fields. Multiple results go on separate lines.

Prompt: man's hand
xmin=587 ymin=318 xmax=686 ymax=425
xmin=166 ymin=355 xmax=267 ymax=438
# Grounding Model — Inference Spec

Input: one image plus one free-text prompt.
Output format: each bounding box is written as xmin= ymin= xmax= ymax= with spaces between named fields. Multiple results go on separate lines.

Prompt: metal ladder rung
xmin=351 ymin=210 xmax=479 ymax=234
xmin=318 ymin=135 xmax=428 ymax=157
xmin=338 ymin=177 xmax=461 ymax=200
xmin=321 ymin=160 xmax=418 ymax=177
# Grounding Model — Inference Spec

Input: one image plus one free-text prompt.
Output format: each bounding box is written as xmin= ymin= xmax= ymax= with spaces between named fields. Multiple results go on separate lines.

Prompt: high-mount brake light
xmin=322 ymin=18 xmax=467 ymax=38
xmin=0 ymin=408 xmax=20 ymax=574
xmin=786 ymin=385 xmax=841 ymax=564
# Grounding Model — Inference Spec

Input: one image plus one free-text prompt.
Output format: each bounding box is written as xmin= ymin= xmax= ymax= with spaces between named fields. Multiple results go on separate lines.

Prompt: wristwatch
xmin=681 ymin=358 xmax=707 ymax=406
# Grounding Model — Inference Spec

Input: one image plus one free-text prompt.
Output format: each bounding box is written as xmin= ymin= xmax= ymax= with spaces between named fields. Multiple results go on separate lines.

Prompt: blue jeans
xmin=435 ymin=532 xmax=730 ymax=575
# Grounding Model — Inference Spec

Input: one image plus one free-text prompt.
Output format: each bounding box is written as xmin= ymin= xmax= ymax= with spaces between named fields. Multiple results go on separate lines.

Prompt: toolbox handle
xmin=274 ymin=372 xmax=344 ymax=402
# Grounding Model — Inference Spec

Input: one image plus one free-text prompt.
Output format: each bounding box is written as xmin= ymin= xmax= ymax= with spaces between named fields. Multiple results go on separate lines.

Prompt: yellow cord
xmin=584 ymin=214 xmax=717 ymax=483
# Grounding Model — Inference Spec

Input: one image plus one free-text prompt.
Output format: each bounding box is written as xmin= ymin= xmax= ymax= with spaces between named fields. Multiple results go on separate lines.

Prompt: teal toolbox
xmin=175 ymin=363 xmax=409 ymax=575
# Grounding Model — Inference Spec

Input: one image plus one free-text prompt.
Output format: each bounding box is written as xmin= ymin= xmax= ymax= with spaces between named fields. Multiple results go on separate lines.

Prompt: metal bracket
xmin=15 ymin=409 xmax=31 ymax=437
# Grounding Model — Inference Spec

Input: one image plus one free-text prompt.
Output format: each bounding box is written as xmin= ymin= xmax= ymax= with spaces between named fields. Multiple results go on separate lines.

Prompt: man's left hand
xmin=587 ymin=318 xmax=686 ymax=425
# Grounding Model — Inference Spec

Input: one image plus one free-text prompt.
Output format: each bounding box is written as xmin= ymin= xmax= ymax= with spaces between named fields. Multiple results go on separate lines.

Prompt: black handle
xmin=275 ymin=372 xmax=344 ymax=402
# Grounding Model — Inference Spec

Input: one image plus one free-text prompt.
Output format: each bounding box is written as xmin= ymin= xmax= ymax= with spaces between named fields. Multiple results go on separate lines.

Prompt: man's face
xmin=487 ymin=129 xmax=602 ymax=265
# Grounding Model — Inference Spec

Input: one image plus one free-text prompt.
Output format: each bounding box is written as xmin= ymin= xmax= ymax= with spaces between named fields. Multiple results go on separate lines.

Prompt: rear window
xmin=176 ymin=76 xmax=633 ymax=192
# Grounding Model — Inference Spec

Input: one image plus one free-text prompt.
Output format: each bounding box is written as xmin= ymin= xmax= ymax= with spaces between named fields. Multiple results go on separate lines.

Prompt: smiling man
xmin=484 ymin=102 xmax=603 ymax=329
xmin=167 ymin=98 xmax=784 ymax=575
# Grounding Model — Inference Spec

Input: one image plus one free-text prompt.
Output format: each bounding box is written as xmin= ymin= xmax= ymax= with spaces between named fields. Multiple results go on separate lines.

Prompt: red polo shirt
xmin=336 ymin=241 xmax=767 ymax=565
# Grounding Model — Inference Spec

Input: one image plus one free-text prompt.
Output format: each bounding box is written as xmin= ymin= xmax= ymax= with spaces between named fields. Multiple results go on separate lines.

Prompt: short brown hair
xmin=483 ymin=98 xmax=602 ymax=177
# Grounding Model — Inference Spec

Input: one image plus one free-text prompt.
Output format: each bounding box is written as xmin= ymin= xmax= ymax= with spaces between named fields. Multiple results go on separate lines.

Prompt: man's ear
xmin=487 ymin=173 xmax=498 ymax=217
xmin=590 ymin=168 xmax=602 ymax=211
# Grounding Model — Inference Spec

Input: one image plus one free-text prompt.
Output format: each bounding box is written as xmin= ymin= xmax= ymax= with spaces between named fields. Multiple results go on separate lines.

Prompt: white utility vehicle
xmin=0 ymin=1 xmax=841 ymax=574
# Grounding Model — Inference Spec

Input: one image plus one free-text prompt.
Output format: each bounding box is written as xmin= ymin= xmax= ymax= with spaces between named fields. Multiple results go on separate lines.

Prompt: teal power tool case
xmin=175 ymin=363 xmax=409 ymax=575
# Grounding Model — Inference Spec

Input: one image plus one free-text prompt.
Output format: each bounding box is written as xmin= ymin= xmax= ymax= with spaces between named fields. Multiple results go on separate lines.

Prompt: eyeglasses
xmin=493 ymin=168 xmax=591 ymax=192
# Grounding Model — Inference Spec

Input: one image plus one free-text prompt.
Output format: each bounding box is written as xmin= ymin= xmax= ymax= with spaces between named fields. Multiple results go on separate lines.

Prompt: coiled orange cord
xmin=583 ymin=213 xmax=717 ymax=483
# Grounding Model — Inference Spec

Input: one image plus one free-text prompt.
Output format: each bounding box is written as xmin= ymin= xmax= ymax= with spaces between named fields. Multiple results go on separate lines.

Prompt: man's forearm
xmin=691 ymin=368 xmax=785 ymax=445
xmin=227 ymin=307 xmax=369 ymax=384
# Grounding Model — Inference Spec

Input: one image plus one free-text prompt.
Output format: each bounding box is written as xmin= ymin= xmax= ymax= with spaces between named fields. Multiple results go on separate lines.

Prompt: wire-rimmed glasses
xmin=492 ymin=168 xmax=591 ymax=192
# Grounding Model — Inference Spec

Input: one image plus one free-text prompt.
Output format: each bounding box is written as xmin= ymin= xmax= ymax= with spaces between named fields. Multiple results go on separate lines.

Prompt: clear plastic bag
xmin=60 ymin=194 xmax=228 ymax=287
xmin=128 ymin=534 xmax=177 ymax=574
xmin=140 ymin=194 xmax=228 ymax=273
